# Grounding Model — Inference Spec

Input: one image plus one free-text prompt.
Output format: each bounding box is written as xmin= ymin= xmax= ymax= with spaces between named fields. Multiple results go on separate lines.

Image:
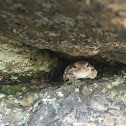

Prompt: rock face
xmin=0 ymin=0 xmax=126 ymax=64
xmin=0 ymin=64 xmax=126 ymax=126
xmin=0 ymin=33 xmax=61 ymax=84
xmin=28 ymin=68 xmax=126 ymax=126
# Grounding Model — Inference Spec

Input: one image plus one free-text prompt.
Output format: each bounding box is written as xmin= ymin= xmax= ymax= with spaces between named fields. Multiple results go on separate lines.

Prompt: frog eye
xmin=87 ymin=63 xmax=90 ymax=67
xmin=73 ymin=63 xmax=78 ymax=68
xmin=92 ymin=68 xmax=95 ymax=71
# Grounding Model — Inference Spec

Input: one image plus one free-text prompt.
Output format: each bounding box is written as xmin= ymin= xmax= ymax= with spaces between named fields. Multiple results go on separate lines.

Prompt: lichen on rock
xmin=0 ymin=33 xmax=61 ymax=84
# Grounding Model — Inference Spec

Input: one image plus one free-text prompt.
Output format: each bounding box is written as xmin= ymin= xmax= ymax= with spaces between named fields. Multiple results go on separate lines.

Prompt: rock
xmin=90 ymin=95 xmax=108 ymax=111
xmin=28 ymin=80 xmax=126 ymax=126
xmin=1 ymin=0 xmax=126 ymax=84
xmin=1 ymin=0 xmax=126 ymax=65
xmin=19 ymin=92 xmax=38 ymax=107
xmin=0 ymin=65 xmax=125 ymax=125
xmin=28 ymin=66 xmax=126 ymax=126
xmin=0 ymin=34 xmax=60 ymax=84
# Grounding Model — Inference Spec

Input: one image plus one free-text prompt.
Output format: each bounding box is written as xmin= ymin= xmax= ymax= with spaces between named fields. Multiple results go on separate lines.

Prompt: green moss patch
xmin=2 ymin=85 xmax=21 ymax=93
xmin=36 ymin=50 xmax=59 ymax=73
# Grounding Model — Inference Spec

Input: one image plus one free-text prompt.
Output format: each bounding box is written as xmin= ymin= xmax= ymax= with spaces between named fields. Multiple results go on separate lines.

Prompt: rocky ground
xmin=0 ymin=63 xmax=126 ymax=126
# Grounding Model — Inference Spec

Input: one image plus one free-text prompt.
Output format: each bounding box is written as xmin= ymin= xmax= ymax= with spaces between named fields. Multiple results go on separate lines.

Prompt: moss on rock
xmin=2 ymin=85 xmax=21 ymax=93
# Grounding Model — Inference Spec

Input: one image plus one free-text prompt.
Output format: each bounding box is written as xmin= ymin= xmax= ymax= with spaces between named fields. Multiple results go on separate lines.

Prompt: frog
xmin=63 ymin=61 xmax=97 ymax=81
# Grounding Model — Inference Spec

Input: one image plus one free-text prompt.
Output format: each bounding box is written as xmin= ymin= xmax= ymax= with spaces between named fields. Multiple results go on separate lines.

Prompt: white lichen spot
xmin=57 ymin=91 xmax=64 ymax=97
xmin=78 ymin=97 xmax=81 ymax=102
xmin=4 ymin=107 xmax=11 ymax=115
xmin=42 ymin=98 xmax=48 ymax=104
xmin=13 ymin=29 xmax=17 ymax=33
xmin=93 ymin=83 xmax=97 ymax=88
xmin=112 ymin=78 xmax=125 ymax=86
xmin=121 ymin=95 xmax=126 ymax=102
xmin=0 ymin=114 xmax=3 ymax=122
xmin=0 ymin=76 xmax=3 ymax=81
xmin=92 ymin=49 xmax=100 ymax=54
xmin=90 ymin=89 xmax=93 ymax=91
xmin=34 ymin=93 xmax=38 ymax=101
xmin=18 ymin=115 xmax=27 ymax=126
xmin=0 ymin=94 xmax=6 ymax=98
xmin=11 ymin=75 xmax=18 ymax=80
xmin=101 ymin=88 xmax=107 ymax=93
xmin=75 ymin=88 xmax=79 ymax=93
xmin=14 ymin=99 xmax=20 ymax=104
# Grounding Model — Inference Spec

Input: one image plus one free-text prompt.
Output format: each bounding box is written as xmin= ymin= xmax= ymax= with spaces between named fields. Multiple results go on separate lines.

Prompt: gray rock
xmin=29 ymin=79 xmax=126 ymax=126
xmin=1 ymin=0 xmax=126 ymax=64
xmin=0 ymin=65 xmax=126 ymax=126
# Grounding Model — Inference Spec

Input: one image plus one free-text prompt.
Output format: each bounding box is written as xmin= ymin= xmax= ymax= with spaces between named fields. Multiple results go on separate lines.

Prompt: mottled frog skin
xmin=63 ymin=61 xmax=97 ymax=81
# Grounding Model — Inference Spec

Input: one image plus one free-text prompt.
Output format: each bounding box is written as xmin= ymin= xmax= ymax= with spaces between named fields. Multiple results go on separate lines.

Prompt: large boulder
xmin=0 ymin=0 xmax=126 ymax=64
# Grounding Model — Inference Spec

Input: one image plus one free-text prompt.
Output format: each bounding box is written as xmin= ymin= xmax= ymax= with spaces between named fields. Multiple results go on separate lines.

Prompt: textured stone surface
xmin=29 ymin=67 xmax=126 ymax=126
xmin=0 ymin=64 xmax=126 ymax=126
xmin=0 ymin=0 xmax=126 ymax=64
xmin=0 ymin=1 xmax=126 ymax=126
xmin=0 ymin=33 xmax=61 ymax=84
